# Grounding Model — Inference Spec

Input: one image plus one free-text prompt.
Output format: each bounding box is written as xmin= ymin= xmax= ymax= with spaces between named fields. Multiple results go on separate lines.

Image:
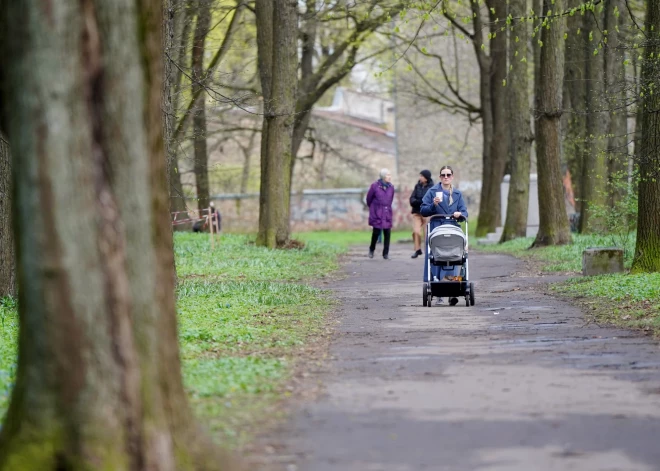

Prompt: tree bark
xmin=0 ymin=1 xmax=236 ymax=468
xmin=533 ymin=0 xmax=542 ymax=110
xmin=532 ymin=0 xmax=572 ymax=247
xmin=255 ymin=0 xmax=273 ymax=248
xmin=631 ymin=0 xmax=660 ymax=273
xmin=604 ymin=0 xmax=630 ymax=204
xmin=563 ymin=0 xmax=587 ymax=206
xmin=255 ymin=0 xmax=298 ymax=248
xmin=501 ymin=0 xmax=533 ymax=242
xmin=480 ymin=0 xmax=509 ymax=233
xmin=236 ymin=131 xmax=256 ymax=216
xmin=578 ymin=9 xmax=608 ymax=232
xmin=191 ymin=0 xmax=212 ymax=211
xmin=168 ymin=0 xmax=192 ymax=216
xmin=289 ymin=0 xmax=317 ymax=172
xmin=472 ymin=1 xmax=495 ymax=238
xmin=0 ymin=131 xmax=16 ymax=298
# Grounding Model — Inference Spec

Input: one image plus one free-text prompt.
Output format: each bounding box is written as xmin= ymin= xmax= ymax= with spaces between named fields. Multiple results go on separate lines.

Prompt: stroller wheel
xmin=423 ymin=284 xmax=428 ymax=307
xmin=469 ymin=282 xmax=475 ymax=306
xmin=465 ymin=296 xmax=469 ymax=307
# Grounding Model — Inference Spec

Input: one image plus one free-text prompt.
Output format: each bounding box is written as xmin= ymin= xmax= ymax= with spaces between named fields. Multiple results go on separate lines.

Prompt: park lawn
xmin=294 ymin=223 xmax=475 ymax=249
xmin=295 ymin=229 xmax=411 ymax=248
xmin=0 ymin=297 xmax=18 ymax=418
xmin=1 ymin=232 xmax=346 ymax=447
xmin=477 ymin=233 xmax=660 ymax=335
xmin=477 ymin=233 xmax=633 ymax=272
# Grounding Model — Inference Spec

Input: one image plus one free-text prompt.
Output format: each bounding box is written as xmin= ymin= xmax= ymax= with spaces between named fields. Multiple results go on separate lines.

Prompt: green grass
xmin=0 ymin=232 xmax=344 ymax=446
xmin=552 ymin=272 xmax=660 ymax=333
xmin=177 ymin=279 xmax=327 ymax=357
xmin=478 ymin=232 xmax=660 ymax=334
xmin=175 ymin=232 xmax=342 ymax=280
xmin=477 ymin=233 xmax=634 ymax=272
xmin=553 ymin=272 xmax=660 ymax=303
xmin=0 ymin=297 xmax=18 ymax=415
xmin=295 ymin=229 xmax=411 ymax=248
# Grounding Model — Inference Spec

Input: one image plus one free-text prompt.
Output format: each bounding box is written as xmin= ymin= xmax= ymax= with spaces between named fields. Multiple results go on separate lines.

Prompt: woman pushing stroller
xmin=420 ymin=165 xmax=468 ymax=305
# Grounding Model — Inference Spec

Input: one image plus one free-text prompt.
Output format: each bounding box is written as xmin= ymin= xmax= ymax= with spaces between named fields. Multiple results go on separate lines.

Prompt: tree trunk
xmin=472 ymin=1 xmax=495 ymax=238
xmin=236 ymin=132 xmax=256 ymax=216
xmin=0 ymin=1 xmax=236 ymax=469
xmin=255 ymin=0 xmax=273 ymax=248
xmin=578 ymin=10 xmax=608 ymax=232
xmin=191 ymin=0 xmax=211 ymax=211
xmin=168 ymin=0 xmax=192 ymax=216
xmin=563 ymin=0 xmax=587 ymax=205
xmin=501 ymin=0 xmax=533 ymax=242
xmin=240 ymin=132 xmax=257 ymax=196
xmin=255 ymin=0 xmax=298 ymax=248
xmin=481 ymin=0 xmax=509 ymax=232
xmin=292 ymin=110 xmax=312 ymax=171
xmin=290 ymin=0 xmax=317 ymax=169
xmin=532 ymin=0 xmax=572 ymax=247
xmin=533 ymin=0 xmax=542 ymax=109
xmin=604 ymin=0 xmax=630 ymax=204
xmin=0 ymin=132 xmax=16 ymax=298
xmin=631 ymin=0 xmax=660 ymax=273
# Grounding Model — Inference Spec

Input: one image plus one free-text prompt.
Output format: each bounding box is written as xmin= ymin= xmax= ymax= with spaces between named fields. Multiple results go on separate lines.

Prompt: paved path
xmin=257 ymin=244 xmax=660 ymax=471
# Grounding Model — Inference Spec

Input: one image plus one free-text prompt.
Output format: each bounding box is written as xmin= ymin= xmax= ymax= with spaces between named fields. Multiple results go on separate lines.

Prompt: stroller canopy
xmin=429 ymin=224 xmax=466 ymax=262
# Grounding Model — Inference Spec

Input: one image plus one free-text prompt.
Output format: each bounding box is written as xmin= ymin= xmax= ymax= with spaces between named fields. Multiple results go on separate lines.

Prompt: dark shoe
xmin=449 ymin=297 xmax=459 ymax=306
xmin=368 ymin=250 xmax=374 ymax=259
xmin=383 ymin=254 xmax=390 ymax=260
xmin=411 ymin=249 xmax=423 ymax=258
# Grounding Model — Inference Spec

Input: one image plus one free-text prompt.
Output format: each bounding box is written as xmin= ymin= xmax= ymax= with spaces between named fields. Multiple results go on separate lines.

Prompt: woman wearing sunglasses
xmin=420 ymin=165 xmax=468 ymax=305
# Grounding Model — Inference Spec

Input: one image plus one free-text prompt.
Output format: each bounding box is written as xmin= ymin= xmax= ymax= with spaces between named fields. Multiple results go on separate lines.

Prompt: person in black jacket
xmin=409 ymin=169 xmax=434 ymax=258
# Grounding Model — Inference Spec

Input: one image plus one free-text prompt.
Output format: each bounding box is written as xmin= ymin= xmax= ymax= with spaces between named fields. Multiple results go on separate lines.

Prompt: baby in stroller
xmin=420 ymin=166 xmax=468 ymax=305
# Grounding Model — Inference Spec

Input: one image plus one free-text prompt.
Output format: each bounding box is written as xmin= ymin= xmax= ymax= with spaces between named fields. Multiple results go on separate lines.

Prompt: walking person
xmin=409 ymin=169 xmax=434 ymax=258
xmin=367 ymin=168 xmax=395 ymax=259
xmin=421 ymin=165 xmax=468 ymax=305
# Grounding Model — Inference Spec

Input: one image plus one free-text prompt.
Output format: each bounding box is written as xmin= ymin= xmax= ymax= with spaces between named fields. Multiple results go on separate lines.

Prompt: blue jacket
xmin=420 ymin=184 xmax=468 ymax=225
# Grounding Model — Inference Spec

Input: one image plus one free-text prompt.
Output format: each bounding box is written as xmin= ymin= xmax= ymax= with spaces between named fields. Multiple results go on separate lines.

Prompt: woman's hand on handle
xmin=453 ymin=211 xmax=462 ymax=219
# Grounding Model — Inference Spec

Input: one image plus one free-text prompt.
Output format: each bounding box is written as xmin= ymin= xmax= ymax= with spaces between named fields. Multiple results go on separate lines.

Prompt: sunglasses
xmin=440 ymin=173 xmax=453 ymax=178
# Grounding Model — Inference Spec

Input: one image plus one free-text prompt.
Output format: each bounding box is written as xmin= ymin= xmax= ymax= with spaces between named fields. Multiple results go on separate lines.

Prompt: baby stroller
xmin=422 ymin=214 xmax=475 ymax=307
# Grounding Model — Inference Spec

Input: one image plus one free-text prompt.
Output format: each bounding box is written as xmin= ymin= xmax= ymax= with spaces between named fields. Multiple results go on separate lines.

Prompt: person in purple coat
xmin=366 ymin=168 xmax=395 ymax=259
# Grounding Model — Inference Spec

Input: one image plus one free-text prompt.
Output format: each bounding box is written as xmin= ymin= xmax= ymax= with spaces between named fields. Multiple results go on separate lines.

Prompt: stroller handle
xmin=428 ymin=214 xmax=467 ymax=222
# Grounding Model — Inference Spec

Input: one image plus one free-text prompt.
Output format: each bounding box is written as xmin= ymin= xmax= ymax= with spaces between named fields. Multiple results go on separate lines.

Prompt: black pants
xmin=370 ymin=228 xmax=391 ymax=256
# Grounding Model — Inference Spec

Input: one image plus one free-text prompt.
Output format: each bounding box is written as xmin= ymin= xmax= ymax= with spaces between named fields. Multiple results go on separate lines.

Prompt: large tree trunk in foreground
xmin=578 ymin=11 xmax=608 ymax=233
xmin=0 ymin=132 xmax=16 ymax=298
xmin=191 ymin=0 xmax=212 ymax=211
xmin=0 ymin=1 xmax=235 ymax=469
xmin=255 ymin=0 xmax=298 ymax=248
xmin=501 ymin=0 xmax=532 ymax=242
xmin=631 ymin=0 xmax=660 ymax=273
xmin=532 ymin=0 xmax=571 ymax=247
